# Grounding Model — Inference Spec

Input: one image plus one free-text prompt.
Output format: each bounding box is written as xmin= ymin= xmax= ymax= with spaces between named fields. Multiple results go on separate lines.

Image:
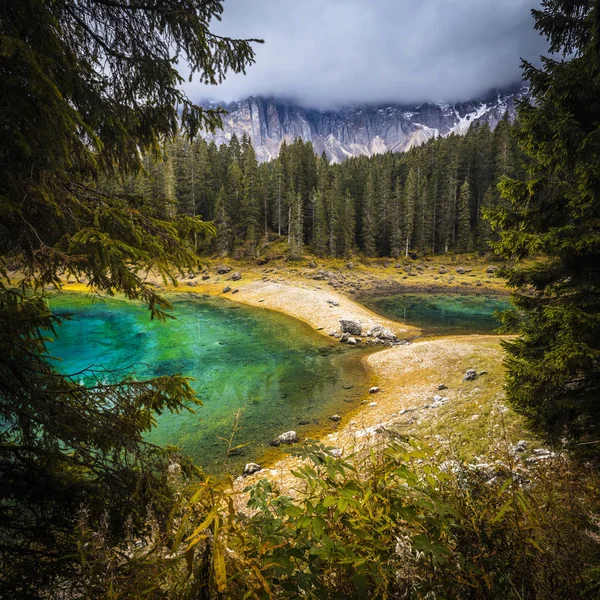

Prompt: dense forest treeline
xmin=100 ymin=114 xmax=524 ymax=258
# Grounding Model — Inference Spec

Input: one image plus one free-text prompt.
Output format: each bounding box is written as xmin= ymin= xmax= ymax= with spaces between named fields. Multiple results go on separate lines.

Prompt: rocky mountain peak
xmin=201 ymin=87 xmax=529 ymax=163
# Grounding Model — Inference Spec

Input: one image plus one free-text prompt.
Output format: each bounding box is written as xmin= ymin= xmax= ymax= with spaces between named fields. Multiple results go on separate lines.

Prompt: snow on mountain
xmin=200 ymin=87 xmax=528 ymax=163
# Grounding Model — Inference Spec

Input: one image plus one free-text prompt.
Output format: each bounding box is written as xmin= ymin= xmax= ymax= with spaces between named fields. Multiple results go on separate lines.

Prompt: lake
xmin=47 ymin=293 xmax=367 ymax=473
xmin=361 ymin=293 xmax=511 ymax=336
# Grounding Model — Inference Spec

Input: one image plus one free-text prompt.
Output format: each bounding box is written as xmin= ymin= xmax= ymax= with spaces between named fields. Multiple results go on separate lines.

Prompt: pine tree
xmin=457 ymin=179 xmax=473 ymax=252
xmin=214 ymin=185 xmax=233 ymax=256
xmin=312 ymin=189 xmax=328 ymax=255
xmin=340 ymin=188 xmax=356 ymax=256
xmin=488 ymin=0 xmax=600 ymax=440
xmin=390 ymin=178 xmax=404 ymax=258
xmin=241 ymin=142 xmax=261 ymax=249
xmin=0 ymin=2 xmax=258 ymax=593
xmin=403 ymin=167 xmax=418 ymax=256
xmin=288 ymin=191 xmax=304 ymax=257
xmin=362 ymin=173 xmax=378 ymax=256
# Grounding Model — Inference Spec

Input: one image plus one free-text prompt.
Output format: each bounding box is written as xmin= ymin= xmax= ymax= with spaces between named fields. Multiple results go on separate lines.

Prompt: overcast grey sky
xmin=183 ymin=0 xmax=547 ymax=108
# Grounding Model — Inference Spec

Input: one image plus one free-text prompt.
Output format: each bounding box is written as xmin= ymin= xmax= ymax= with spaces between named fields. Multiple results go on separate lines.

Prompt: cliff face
xmin=201 ymin=87 xmax=528 ymax=163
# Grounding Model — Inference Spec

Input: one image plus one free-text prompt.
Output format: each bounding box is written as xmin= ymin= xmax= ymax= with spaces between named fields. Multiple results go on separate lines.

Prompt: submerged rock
xmin=270 ymin=431 xmax=298 ymax=447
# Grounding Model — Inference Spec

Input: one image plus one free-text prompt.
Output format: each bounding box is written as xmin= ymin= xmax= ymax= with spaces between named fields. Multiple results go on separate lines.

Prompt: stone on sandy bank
xmin=201 ymin=275 xmax=210 ymax=280
xmin=327 ymin=299 xmax=340 ymax=307
xmin=464 ymin=369 xmax=478 ymax=381
xmin=216 ymin=265 xmax=232 ymax=274
xmin=270 ymin=431 xmax=298 ymax=447
xmin=329 ymin=414 xmax=341 ymax=422
xmin=256 ymin=258 xmax=269 ymax=265
xmin=367 ymin=324 xmax=397 ymax=342
xmin=223 ymin=286 xmax=231 ymax=293
xmin=231 ymin=272 xmax=242 ymax=281
xmin=340 ymin=319 xmax=362 ymax=336
xmin=438 ymin=384 xmax=447 ymax=390
xmin=369 ymin=386 xmax=380 ymax=394
xmin=243 ymin=463 xmax=262 ymax=476
xmin=347 ymin=337 xmax=358 ymax=345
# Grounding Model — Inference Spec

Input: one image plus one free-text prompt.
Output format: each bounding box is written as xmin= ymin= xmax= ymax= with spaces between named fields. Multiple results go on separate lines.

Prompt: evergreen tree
xmin=241 ymin=142 xmax=261 ymax=249
xmin=403 ymin=167 xmax=418 ymax=256
xmin=0 ymin=1 xmax=258 ymax=593
xmin=214 ymin=185 xmax=233 ymax=255
xmin=390 ymin=179 xmax=404 ymax=258
xmin=457 ymin=179 xmax=473 ymax=252
xmin=489 ymin=0 xmax=600 ymax=440
xmin=288 ymin=191 xmax=304 ymax=257
xmin=362 ymin=173 xmax=378 ymax=256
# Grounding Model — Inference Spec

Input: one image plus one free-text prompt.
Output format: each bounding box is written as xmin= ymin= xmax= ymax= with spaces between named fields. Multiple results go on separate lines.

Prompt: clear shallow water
xmin=362 ymin=294 xmax=512 ymax=336
xmin=47 ymin=293 xmax=366 ymax=473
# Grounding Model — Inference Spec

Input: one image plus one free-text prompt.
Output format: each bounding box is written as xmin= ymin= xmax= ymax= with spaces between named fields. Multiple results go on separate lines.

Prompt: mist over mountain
xmin=200 ymin=86 xmax=529 ymax=163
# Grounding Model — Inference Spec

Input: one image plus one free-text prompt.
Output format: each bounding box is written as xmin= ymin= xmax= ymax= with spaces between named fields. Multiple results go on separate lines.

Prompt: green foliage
xmin=75 ymin=440 xmax=600 ymax=599
xmin=0 ymin=0 xmax=258 ymax=595
xmin=488 ymin=0 xmax=600 ymax=441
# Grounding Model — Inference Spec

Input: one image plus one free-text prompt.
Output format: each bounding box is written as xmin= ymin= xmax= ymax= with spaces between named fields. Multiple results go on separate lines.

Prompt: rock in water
xmin=339 ymin=319 xmax=362 ymax=336
xmin=243 ymin=463 xmax=262 ymax=476
xmin=464 ymin=369 xmax=478 ymax=381
xmin=329 ymin=415 xmax=341 ymax=422
xmin=270 ymin=431 xmax=298 ymax=447
xmin=216 ymin=265 xmax=232 ymax=274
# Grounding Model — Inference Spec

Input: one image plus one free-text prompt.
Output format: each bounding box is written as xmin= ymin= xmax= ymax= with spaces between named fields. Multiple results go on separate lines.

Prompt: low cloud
xmin=183 ymin=0 xmax=548 ymax=109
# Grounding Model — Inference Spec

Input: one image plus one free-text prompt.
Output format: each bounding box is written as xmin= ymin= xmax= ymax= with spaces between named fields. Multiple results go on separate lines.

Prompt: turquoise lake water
xmin=48 ymin=293 xmax=366 ymax=473
xmin=361 ymin=294 xmax=512 ymax=336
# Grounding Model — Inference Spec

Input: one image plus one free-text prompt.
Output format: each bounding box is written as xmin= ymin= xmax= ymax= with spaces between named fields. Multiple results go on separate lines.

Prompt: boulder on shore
xmin=464 ymin=369 xmax=478 ymax=381
xmin=270 ymin=431 xmax=298 ymax=447
xmin=223 ymin=286 xmax=232 ymax=293
xmin=368 ymin=324 xmax=397 ymax=342
xmin=340 ymin=319 xmax=362 ymax=336
xmin=243 ymin=463 xmax=262 ymax=476
xmin=216 ymin=265 xmax=232 ymax=274
xmin=231 ymin=272 xmax=242 ymax=281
